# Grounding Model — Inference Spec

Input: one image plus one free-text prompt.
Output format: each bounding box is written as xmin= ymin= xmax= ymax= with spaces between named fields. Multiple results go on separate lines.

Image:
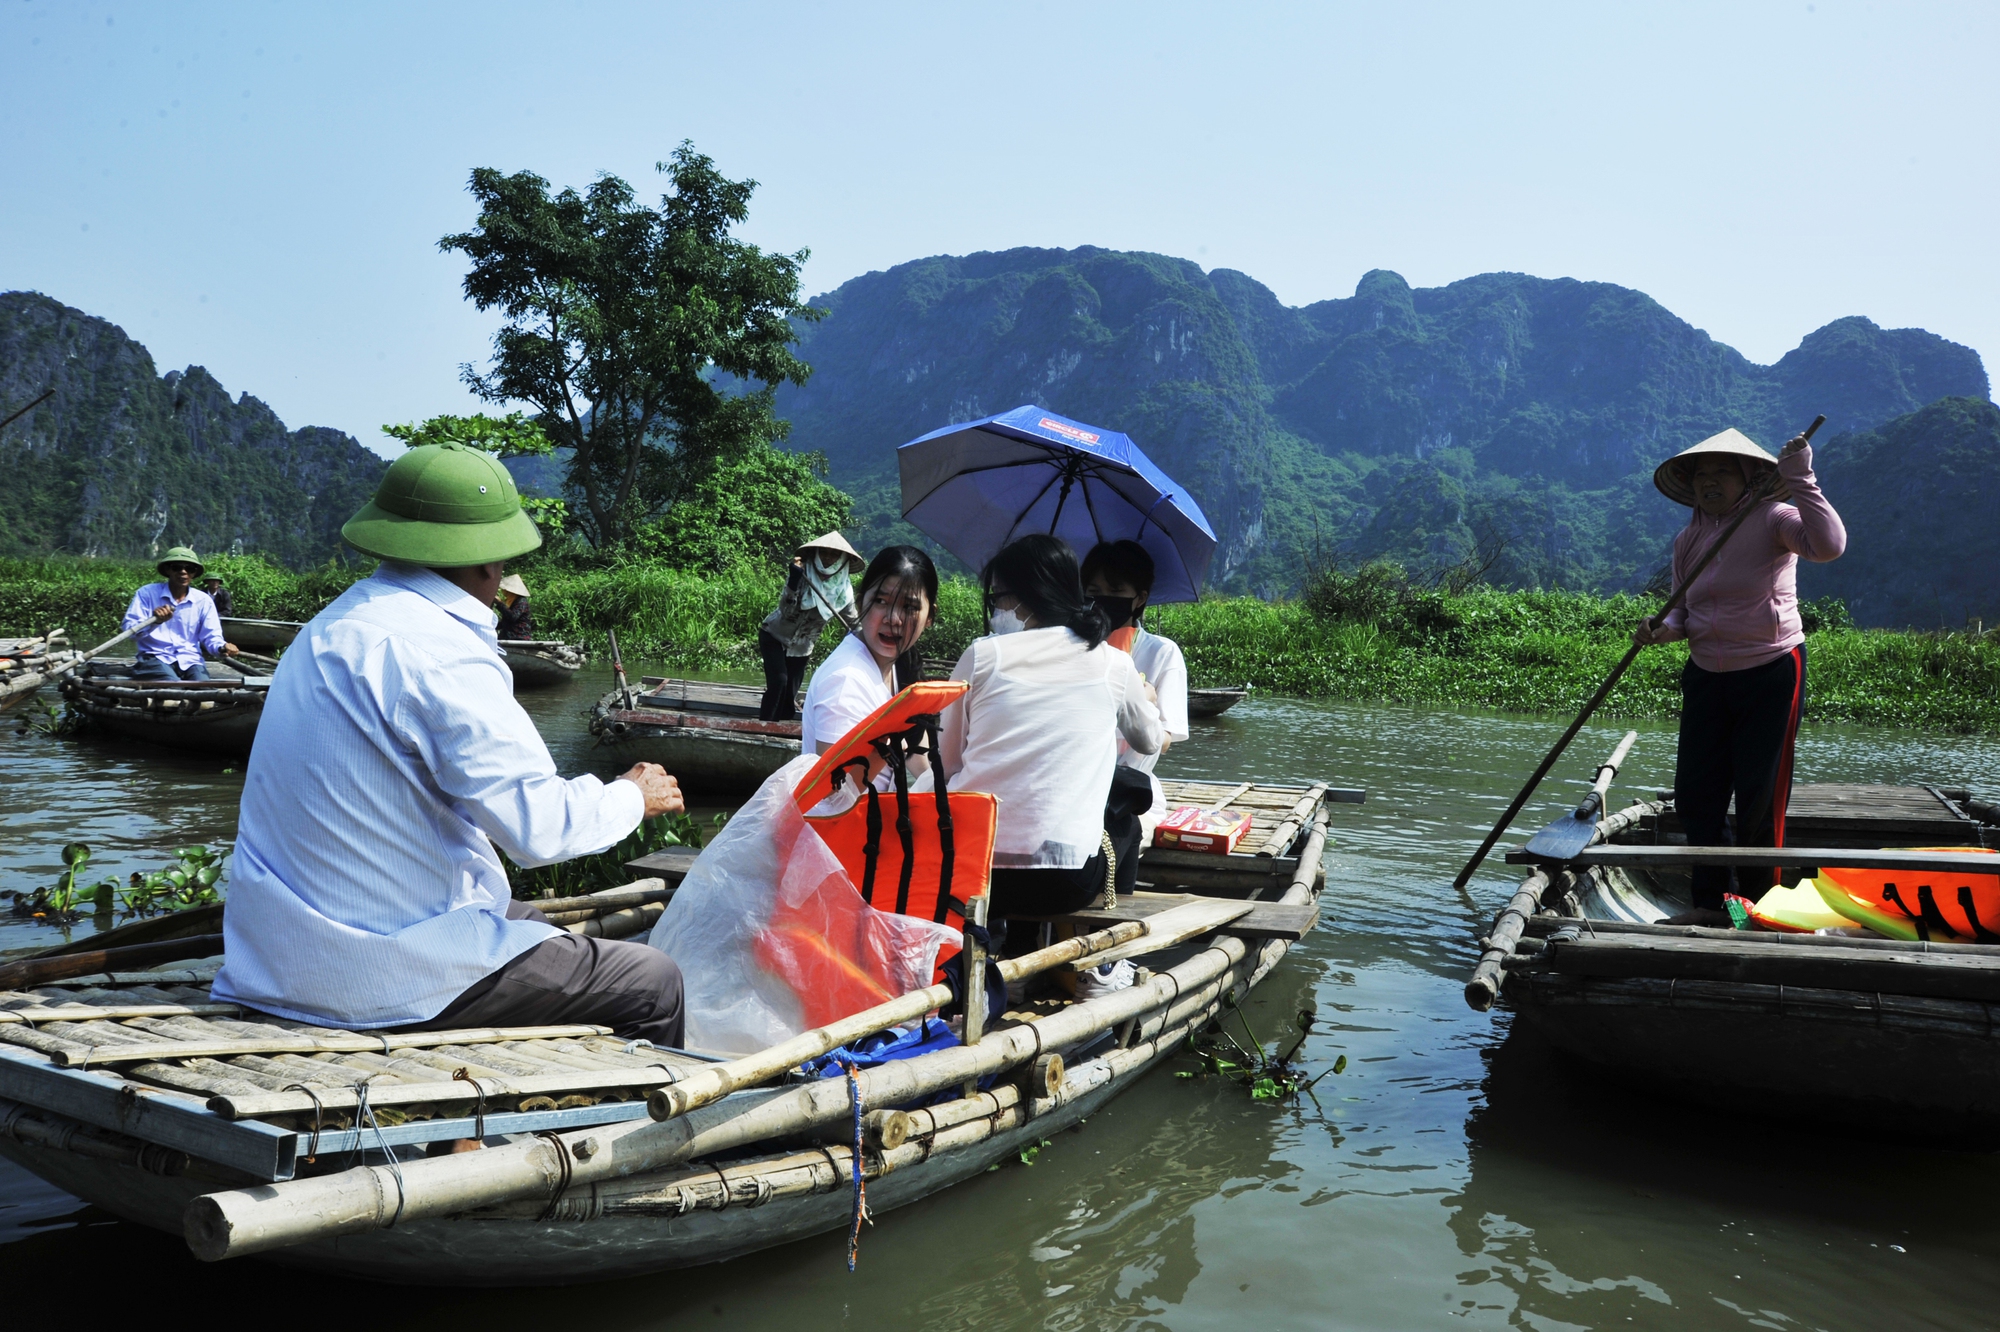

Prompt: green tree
xmin=638 ymin=443 xmax=853 ymax=573
xmin=441 ymin=143 xmax=822 ymax=549
xmin=381 ymin=412 xmax=568 ymax=535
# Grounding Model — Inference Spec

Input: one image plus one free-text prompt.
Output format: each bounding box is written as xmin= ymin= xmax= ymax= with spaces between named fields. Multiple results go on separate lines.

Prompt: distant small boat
xmin=220 ymin=618 xmax=303 ymax=652
xmin=501 ymin=640 xmax=587 ymax=690
xmin=589 ymin=677 xmax=800 ymax=796
xmin=1187 ymin=684 xmax=1250 ymax=718
xmin=1 ymin=633 xmax=74 ymax=712
xmin=58 ymin=662 xmax=267 ymax=756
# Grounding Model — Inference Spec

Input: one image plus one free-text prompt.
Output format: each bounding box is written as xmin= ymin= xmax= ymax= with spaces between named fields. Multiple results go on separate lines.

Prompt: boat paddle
xmin=1520 ymin=729 xmax=1638 ymax=861
xmin=47 ymin=623 xmax=150 ymax=679
xmin=1450 ymin=414 xmax=1826 ymax=896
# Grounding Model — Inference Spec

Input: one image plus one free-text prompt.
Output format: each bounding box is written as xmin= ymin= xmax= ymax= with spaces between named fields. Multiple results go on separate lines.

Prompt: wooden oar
xmin=46 ymin=623 xmax=149 ymax=679
xmin=1451 ymin=414 xmax=1826 ymax=895
xmin=1521 ymin=730 xmax=1638 ymax=862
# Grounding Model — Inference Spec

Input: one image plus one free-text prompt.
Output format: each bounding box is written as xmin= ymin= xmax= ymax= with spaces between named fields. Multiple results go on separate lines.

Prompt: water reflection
xmin=6 ymin=678 xmax=2000 ymax=1328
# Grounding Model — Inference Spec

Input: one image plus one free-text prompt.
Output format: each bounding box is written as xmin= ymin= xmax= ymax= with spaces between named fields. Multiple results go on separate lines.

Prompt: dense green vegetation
xmin=8 ymin=553 xmax=1994 ymax=735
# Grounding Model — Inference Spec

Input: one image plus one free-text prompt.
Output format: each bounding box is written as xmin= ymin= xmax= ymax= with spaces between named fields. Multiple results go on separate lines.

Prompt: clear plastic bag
xmin=646 ymin=754 xmax=959 ymax=1055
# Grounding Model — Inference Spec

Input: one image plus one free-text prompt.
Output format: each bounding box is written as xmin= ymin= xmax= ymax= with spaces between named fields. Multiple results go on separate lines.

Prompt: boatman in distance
xmin=199 ymin=572 xmax=235 ymax=618
xmin=123 ymin=546 xmax=240 ymax=680
xmin=212 ymin=442 xmax=689 ymax=1065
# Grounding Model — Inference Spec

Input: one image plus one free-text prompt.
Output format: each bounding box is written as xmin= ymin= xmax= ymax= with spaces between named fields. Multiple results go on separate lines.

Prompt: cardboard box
xmin=1153 ymin=806 xmax=1253 ymax=855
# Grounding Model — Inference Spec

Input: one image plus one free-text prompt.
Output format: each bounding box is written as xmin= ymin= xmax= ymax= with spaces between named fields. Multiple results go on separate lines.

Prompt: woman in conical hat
xmin=1634 ymin=426 xmax=1847 ymax=925
xmin=495 ymin=573 xmax=534 ymax=640
xmin=757 ymin=531 xmax=867 ymax=722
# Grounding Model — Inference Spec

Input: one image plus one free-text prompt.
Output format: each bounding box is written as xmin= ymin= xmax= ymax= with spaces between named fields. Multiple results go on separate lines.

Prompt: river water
xmin=5 ymin=667 xmax=2000 ymax=1329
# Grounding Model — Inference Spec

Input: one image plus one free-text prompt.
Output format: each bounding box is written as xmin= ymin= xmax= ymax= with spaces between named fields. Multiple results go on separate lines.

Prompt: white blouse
xmin=1119 ymin=627 xmax=1190 ymax=774
xmin=800 ymin=632 xmax=893 ymax=754
xmin=936 ymin=626 xmax=1163 ymax=869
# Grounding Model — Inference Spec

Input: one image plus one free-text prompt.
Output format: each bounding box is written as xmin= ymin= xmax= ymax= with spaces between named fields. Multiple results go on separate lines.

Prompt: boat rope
xmin=841 ymin=1057 xmax=869 ymax=1272
xmin=534 ymin=1131 xmax=574 ymax=1222
xmin=283 ymin=1082 xmax=327 ymax=1163
xmin=351 ymin=1077 xmax=406 ymax=1228
xmin=452 ymin=1068 xmax=489 ymax=1143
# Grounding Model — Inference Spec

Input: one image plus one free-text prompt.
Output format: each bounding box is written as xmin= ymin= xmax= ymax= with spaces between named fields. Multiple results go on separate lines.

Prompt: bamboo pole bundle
xmin=1252 ymin=783 xmax=1329 ymax=858
xmin=561 ymin=903 xmax=663 ymax=939
xmin=0 ymin=1003 xmax=244 ymax=1026
xmin=46 ymin=1023 xmax=615 ymax=1068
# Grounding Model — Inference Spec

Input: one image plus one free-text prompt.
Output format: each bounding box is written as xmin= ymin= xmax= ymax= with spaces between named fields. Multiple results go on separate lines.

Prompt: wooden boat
xmin=1 ymin=632 xmax=74 ymax=712
xmin=1187 ymin=684 xmax=1250 ymax=718
xmin=57 ymin=661 xmax=268 ymax=757
xmin=220 ymin=618 xmax=302 ymax=652
xmin=500 ymin=640 xmax=587 ymax=690
xmin=1470 ymin=774 xmax=2000 ymax=1137
xmin=0 ymin=779 xmax=1355 ymax=1284
xmin=590 ymin=677 xmax=800 ymax=796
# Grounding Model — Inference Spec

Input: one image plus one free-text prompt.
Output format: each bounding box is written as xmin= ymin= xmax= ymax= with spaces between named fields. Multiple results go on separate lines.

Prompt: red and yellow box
xmin=1153 ymin=806 xmax=1253 ymax=855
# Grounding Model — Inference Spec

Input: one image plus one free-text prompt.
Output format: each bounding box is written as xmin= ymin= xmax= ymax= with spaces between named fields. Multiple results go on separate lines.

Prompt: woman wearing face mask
xmin=1083 ymin=540 xmax=1189 ymax=849
xmin=933 ymin=534 xmax=1163 ymax=938
xmin=800 ymin=545 xmax=939 ymax=757
xmin=1635 ymin=427 xmax=1845 ymax=926
xmin=758 ymin=533 xmax=866 ymax=722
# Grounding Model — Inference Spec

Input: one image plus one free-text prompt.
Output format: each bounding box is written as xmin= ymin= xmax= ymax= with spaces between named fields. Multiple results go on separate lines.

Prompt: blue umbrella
xmin=897 ymin=405 xmax=1218 ymax=603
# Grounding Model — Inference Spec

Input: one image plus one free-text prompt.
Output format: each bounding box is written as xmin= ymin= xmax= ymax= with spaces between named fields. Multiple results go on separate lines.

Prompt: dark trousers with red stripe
xmin=1675 ymin=646 xmax=1806 ymax=909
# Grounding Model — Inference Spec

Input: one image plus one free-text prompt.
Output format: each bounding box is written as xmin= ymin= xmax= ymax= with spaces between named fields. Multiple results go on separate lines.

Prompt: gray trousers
xmin=409 ymin=899 xmax=685 ymax=1048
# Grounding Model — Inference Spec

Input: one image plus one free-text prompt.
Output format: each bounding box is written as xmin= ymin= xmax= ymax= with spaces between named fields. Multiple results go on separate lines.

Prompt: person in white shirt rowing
xmin=799 ymin=545 xmax=940 ymax=763
xmin=1082 ymin=539 xmax=1191 ymax=848
xmin=213 ymin=442 xmax=688 ymax=1060
xmin=933 ymin=535 xmax=1163 ymax=936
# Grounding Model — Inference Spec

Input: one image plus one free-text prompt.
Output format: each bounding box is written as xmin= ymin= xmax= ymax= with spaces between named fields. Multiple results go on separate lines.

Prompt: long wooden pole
xmin=46 ymin=624 xmax=147 ymax=680
xmin=1450 ymin=415 xmax=1825 ymax=894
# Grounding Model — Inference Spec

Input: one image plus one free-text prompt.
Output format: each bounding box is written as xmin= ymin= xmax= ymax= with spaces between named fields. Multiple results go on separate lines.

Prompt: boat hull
xmin=220 ymin=619 xmax=302 ymax=652
xmin=1186 ymin=688 xmax=1247 ymax=719
xmin=505 ymin=651 xmax=580 ymax=691
xmin=591 ymin=688 xmax=799 ymax=796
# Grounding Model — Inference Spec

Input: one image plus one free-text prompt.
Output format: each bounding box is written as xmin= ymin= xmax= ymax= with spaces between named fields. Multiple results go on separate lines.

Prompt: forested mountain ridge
xmin=775 ymin=248 xmax=1991 ymax=616
xmin=0 ymin=291 xmax=386 ymax=567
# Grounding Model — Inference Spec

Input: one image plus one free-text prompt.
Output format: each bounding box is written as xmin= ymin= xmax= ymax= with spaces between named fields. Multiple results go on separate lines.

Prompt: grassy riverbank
xmin=5 ymin=554 xmax=1995 ymax=733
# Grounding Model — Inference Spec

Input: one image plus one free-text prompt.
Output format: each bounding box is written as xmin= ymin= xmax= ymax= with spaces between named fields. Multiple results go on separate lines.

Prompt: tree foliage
xmin=441 ymin=143 xmax=823 ymax=549
xmin=638 ymin=443 xmax=852 ymax=573
xmin=381 ymin=412 xmax=568 ymax=534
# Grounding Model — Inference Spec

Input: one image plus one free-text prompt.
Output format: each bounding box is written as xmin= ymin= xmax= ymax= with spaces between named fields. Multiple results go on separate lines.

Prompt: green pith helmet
xmin=340 ymin=442 xmax=542 ymax=567
xmin=156 ymin=546 xmax=204 ymax=577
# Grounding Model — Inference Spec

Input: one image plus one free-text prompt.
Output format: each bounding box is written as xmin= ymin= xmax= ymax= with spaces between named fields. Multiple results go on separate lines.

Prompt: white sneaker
xmin=1075 ymin=959 xmax=1136 ymax=999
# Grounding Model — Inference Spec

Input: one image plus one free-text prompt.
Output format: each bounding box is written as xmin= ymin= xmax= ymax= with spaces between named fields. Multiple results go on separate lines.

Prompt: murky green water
xmin=5 ymin=666 xmax=2000 ymax=1329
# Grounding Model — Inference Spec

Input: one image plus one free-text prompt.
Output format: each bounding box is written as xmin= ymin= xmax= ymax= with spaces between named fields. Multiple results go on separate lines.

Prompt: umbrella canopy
xmin=897 ymin=405 xmax=1218 ymax=603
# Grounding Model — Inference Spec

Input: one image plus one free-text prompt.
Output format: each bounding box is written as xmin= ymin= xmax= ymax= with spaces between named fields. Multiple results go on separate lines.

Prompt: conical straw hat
xmin=1653 ymin=428 xmax=1782 ymax=506
xmin=796 ymin=530 xmax=865 ymax=573
xmin=499 ymin=574 xmax=530 ymax=598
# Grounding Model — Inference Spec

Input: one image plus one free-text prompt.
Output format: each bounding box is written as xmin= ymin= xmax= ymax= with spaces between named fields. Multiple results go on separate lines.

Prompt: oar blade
xmin=1522 ymin=811 xmax=1600 ymax=862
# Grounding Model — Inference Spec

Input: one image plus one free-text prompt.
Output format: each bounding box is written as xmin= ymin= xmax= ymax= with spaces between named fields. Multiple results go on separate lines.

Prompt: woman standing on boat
xmin=1635 ymin=427 xmax=1846 ymax=925
xmin=800 ymin=545 xmax=938 ymax=757
xmin=758 ymin=533 xmax=866 ymax=722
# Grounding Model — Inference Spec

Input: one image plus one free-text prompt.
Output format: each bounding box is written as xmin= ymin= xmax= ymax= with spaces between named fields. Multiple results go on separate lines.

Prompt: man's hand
xmin=617 ymin=762 xmax=685 ymax=819
xmin=223 ymin=642 xmax=240 ymax=656
xmin=152 ymin=604 xmax=174 ymax=623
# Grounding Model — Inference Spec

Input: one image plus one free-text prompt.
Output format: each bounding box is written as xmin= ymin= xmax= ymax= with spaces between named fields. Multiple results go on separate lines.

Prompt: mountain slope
xmin=0 ymin=291 xmax=386 ymax=567
xmin=776 ymin=249 xmax=1988 ymax=606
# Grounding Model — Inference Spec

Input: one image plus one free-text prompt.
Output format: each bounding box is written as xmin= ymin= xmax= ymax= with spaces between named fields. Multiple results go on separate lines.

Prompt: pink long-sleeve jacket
xmin=1655 ymin=444 xmax=1847 ymax=673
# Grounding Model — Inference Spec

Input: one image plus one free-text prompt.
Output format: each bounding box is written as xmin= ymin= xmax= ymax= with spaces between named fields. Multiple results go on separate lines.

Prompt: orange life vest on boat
xmin=1811 ymin=847 xmax=2000 ymax=942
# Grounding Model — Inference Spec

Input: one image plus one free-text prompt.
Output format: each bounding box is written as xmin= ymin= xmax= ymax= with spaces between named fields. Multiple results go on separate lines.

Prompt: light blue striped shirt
xmin=121 ymin=583 xmax=224 ymax=667
xmin=212 ymin=563 xmax=645 ymax=1027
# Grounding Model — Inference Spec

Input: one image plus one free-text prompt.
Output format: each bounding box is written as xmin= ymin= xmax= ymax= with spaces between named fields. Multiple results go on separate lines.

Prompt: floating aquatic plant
xmin=1177 ymin=1000 xmax=1346 ymax=1106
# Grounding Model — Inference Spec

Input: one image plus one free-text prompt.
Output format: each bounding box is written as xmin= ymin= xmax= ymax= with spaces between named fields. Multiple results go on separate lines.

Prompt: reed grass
xmin=6 ymin=555 xmax=1995 ymax=734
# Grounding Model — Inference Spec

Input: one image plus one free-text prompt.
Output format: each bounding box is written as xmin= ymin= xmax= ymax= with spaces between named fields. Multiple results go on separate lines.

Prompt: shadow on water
xmin=6 ymin=679 xmax=2000 ymax=1328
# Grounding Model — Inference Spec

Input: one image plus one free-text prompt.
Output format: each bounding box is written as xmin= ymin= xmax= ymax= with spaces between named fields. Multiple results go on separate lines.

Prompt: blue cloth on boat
xmin=121 ymin=583 xmax=224 ymax=669
xmin=212 ymin=562 xmax=646 ymax=1028
xmin=800 ymin=1018 xmax=963 ymax=1080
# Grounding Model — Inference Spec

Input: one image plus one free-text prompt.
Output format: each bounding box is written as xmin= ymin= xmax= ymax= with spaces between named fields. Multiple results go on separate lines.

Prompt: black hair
xmin=858 ymin=545 xmax=939 ymax=691
xmin=1080 ymin=540 xmax=1156 ymax=595
xmin=982 ymin=533 xmax=1109 ymax=649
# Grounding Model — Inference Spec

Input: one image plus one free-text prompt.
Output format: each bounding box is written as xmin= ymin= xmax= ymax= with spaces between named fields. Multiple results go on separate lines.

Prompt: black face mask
xmin=1093 ymin=595 xmax=1137 ymax=628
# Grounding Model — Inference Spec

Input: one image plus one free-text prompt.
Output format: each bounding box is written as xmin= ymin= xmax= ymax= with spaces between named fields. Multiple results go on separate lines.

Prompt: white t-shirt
xmin=799 ymin=633 xmax=894 ymax=754
xmin=1119 ymin=627 xmax=1189 ymax=774
xmin=936 ymin=626 xmax=1163 ymax=870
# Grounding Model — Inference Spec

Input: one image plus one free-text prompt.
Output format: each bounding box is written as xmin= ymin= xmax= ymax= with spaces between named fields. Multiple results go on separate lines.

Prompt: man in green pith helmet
xmin=213 ymin=442 xmax=690 ymax=1059
xmin=121 ymin=546 xmax=240 ymax=680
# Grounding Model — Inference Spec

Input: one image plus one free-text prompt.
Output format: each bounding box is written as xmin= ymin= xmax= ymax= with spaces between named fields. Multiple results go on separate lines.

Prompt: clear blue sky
xmin=4 ymin=1 xmax=1994 ymax=459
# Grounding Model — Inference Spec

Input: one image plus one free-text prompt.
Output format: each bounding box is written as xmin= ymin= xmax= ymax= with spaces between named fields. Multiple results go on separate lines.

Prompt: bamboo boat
xmin=57 ymin=661 xmax=269 ymax=757
xmin=1186 ymin=684 xmax=1250 ymax=718
xmin=1469 ymin=765 xmax=2000 ymax=1137
xmin=2 ymin=633 xmax=76 ymax=712
xmin=220 ymin=618 xmax=302 ymax=652
xmin=500 ymin=640 xmax=587 ymax=690
xmin=589 ymin=677 xmax=800 ymax=796
xmin=0 ymin=778 xmax=1357 ymax=1284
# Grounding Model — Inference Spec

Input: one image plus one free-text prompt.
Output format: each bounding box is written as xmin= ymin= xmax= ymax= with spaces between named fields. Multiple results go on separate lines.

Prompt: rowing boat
xmin=1187 ymin=684 xmax=1250 ymax=718
xmin=1469 ymin=773 xmax=2000 ymax=1138
xmin=0 ymin=778 xmax=1353 ymax=1284
xmin=219 ymin=618 xmax=302 ymax=652
xmin=2 ymin=633 xmax=74 ymax=712
xmin=500 ymin=640 xmax=587 ymax=690
xmin=589 ymin=677 xmax=800 ymax=797
xmin=56 ymin=661 xmax=268 ymax=757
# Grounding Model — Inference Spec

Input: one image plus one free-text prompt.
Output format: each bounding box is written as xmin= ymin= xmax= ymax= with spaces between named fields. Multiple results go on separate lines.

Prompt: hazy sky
xmin=4 ymin=1 xmax=1994 ymax=459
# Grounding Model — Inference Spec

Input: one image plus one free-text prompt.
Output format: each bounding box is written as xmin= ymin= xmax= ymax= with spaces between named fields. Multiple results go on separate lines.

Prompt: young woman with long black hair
xmin=799 ymin=545 xmax=939 ymax=756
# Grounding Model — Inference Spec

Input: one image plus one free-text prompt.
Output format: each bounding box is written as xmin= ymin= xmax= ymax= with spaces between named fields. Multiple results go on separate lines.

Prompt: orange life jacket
xmin=1814 ymin=847 xmax=2000 ymax=942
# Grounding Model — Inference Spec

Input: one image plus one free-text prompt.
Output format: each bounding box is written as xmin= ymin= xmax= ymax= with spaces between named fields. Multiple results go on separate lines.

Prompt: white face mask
xmin=988 ymin=606 xmax=1028 ymax=636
